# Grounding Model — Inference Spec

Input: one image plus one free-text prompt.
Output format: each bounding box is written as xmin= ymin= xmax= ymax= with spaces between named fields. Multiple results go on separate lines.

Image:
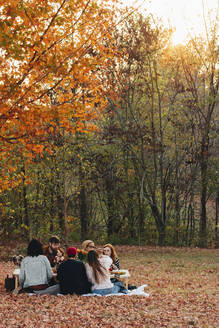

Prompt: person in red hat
xmin=56 ymin=246 xmax=91 ymax=295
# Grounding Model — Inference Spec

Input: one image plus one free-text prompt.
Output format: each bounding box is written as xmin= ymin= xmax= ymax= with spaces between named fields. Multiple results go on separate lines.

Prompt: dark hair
xmin=27 ymin=239 xmax=43 ymax=257
xmin=87 ymin=250 xmax=107 ymax=283
xmin=49 ymin=236 xmax=60 ymax=244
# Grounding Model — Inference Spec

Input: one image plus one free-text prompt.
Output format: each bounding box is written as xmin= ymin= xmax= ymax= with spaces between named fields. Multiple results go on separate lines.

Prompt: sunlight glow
xmin=122 ymin=0 xmax=218 ymax=44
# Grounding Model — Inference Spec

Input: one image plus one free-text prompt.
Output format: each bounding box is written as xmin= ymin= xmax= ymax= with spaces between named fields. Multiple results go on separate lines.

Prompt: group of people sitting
xmin=16 ymin=236 xmax=127 ymax=296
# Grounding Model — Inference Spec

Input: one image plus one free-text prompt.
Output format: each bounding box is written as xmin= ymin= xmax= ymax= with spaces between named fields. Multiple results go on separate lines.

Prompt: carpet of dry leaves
xmin=0 ymin=245 xmax=218 ymax=328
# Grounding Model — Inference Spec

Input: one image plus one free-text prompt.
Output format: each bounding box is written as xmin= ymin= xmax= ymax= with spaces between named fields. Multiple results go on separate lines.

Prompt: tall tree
xmin=176 ymin=17 xmax=218 ymax=246
xmin=0 ymin=0 xmax=123 ymax=191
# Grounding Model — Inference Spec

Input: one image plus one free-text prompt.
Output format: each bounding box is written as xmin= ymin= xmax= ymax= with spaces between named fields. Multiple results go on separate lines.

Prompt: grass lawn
xmin=0 ymin=246 xmax=218 ymax=327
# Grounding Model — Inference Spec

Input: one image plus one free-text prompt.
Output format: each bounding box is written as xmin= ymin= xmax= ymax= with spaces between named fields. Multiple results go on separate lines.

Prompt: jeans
xmin=34 ymin=284 xmax=60 ymax=295
xmin=92 ymin=284 xmax=120 ymax=295
xmin=113 ymin=280 xmax=128 ymax=294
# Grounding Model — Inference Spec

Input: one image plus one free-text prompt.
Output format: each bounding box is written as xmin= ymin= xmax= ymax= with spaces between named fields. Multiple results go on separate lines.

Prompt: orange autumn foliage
xmin=0 ymin=0 xmax=125 ymax=192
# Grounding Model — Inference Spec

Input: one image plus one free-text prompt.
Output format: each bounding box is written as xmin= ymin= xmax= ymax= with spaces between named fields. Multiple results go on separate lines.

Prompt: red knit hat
xmin=66 ymin=247 xmax=77 ymax=257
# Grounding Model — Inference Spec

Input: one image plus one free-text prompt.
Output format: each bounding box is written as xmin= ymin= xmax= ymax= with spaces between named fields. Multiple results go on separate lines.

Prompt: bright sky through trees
xmin=122 ymin=0 xmax=218 ymax=44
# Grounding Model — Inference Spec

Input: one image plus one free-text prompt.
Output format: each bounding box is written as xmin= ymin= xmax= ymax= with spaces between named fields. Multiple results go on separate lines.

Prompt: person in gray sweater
xmin=19 ymin=239 xmax=59 ymax=295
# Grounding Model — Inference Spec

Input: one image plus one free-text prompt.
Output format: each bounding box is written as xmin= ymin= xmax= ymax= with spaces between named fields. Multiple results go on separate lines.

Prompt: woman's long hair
xmin=87 ymin=250 xmax=107 ymax=283
xmin=103 ymin=243 xmax=118 ymax=263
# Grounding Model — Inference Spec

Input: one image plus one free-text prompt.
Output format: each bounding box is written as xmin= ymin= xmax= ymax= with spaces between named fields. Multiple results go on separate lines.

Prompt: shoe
xmin=128 ymin=285 xmax=137 ymax=290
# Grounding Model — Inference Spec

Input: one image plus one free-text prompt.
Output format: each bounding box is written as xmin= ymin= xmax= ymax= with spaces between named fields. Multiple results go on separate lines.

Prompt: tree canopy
xmin=0 ymin=0 xmax=122 ymax=191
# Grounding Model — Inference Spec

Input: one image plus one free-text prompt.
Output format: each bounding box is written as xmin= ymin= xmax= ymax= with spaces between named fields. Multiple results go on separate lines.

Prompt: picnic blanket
xmin=27 ymin=284 xmax=149 ymax=297
xmin=81 ymin=284 xmax=149 ymax=297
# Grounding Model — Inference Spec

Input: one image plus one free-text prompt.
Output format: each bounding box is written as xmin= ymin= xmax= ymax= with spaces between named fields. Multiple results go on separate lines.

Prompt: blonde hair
xmin=57 ymin=248 xmax=65 ymax=257
xmin=103 ymin=243 xmax=118 ymax=263
xmin=82 ymin=240 xmax=94 ymax=250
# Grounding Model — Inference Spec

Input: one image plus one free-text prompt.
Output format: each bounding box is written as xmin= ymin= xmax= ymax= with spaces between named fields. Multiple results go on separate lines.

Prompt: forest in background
xmin=0 ymin=0 xmax=218 ymax=248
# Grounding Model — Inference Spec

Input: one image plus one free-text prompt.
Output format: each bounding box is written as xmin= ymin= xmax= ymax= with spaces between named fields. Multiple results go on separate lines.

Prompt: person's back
xmin=57 ymin=247 xmax=91 ymax=295
xmin=19 ymin=239 xmax=55 ymax=294
xmin=20 ymin=255 xmax=53 ymax=288
xmin=85 ymin=254 xmax=113 ymax=291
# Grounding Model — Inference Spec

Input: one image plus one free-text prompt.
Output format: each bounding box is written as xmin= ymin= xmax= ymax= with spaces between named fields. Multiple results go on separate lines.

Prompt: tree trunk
xmin=158 ymin=225 xmax=166 ymax=246
xmin=174 ymin=192 xmax=180 ymax=245
xmin=57 ymin=193 xmax=64 ymax=231
xmin=199 ymin=138 xmax=208 ymax=247
xmin=63 ymin=172 xmax=69 ymax=240
xmin=49 ymin=187 xmax=55 ymax=232
xmin=80 ymin=185 xmax=88 ymax=241
xmin=22 ymin=167 xmax=30 ymax=240
xmin=137 ymin=196 xmax=145 ymax=246
xmin=105 ymin=174 xmax=117 ymax=238
xmin=150 ymin=203 xmax=166 ymax=246
xmin=215 ymin=190 xmax=219 ymax=248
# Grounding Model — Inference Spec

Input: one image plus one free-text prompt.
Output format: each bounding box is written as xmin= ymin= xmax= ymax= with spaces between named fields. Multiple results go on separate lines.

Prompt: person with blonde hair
xmin=82 ymin=240 xmax=95 ymax=252
xmin=77 ymin=240 xmax=95 ymax=262
xmin=103 ymin=243 xmax=120 ymax=270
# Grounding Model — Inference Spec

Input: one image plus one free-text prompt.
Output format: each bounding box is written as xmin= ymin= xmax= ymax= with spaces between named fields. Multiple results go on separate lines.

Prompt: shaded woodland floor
xmin=0 ymin=246 xmax=218 ymax=327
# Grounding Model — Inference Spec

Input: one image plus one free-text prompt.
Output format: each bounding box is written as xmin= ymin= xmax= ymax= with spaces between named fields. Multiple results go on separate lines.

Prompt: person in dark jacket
xmin=57 ymin=246 xmax=91 ymax=295
xmin=43 ymin=236 xmax=60 ymax=268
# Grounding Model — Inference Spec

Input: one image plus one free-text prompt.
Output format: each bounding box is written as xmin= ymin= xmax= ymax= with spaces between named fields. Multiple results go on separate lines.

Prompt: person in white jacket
xmin=19 ymin=239 xmax=59 ymax=295
xmin=85 ymin=250 xmax=120 ymax=295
